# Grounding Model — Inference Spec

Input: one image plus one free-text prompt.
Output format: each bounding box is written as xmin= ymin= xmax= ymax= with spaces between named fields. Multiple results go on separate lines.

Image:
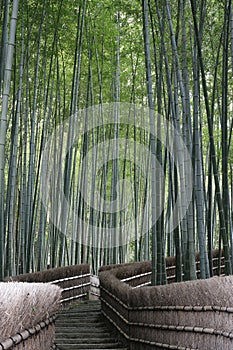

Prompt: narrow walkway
xmin=54 ymin=300 xmax=127 ymax=350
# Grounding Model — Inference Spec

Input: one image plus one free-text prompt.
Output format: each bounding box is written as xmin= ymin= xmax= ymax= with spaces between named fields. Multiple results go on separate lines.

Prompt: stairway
xmin=54 ymin=300 xmax=127 ymax=350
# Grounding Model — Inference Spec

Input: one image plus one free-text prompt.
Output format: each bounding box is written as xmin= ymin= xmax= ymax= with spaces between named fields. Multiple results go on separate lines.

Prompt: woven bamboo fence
xmin=0 ymin=282 xmax=61 ymax=350
xmin=99 ymin=254 xmax=233 ymax=350
xmin=4 ymin=263 xmax=91 ymax=306
xmin=99 ymin=249 xmax=225 ymax=289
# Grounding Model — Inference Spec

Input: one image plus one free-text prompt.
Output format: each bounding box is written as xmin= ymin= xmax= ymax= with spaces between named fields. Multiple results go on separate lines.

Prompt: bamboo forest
xmin=0 ymin=0 xmax=233 ymax=285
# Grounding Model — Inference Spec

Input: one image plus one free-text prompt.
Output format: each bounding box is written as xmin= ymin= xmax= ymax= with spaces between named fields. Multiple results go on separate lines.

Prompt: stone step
xmin=56 ymin=344 xmax=127 ymax=350
xmin=55 ymin=325 xmax=108 ymax=331
xmin=54 ymin=300 xmax=127 ymax=350
xmin=57 ymin=313 xmax=103 ymax=319
xmin=58 ymin=308 xmax=101 ymax=314
xmin=56 ymin=319 xmax=106 ymax=325
xmin=55 ymin=338 xmax=117 ymax=344
xmin=56 ymin=332 xmax=113 ymax=338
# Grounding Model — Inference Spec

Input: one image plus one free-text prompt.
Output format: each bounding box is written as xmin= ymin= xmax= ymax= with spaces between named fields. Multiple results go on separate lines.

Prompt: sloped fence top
xmin=99 ymin=259 xmax=233 ymax=308
xmin=99 ymin=257 xmax=233 ymax=350
xmin=4 ymin=264 xmax=91 ymax=305
xmin=1 ymin=264 xmax=91 ymax=350
xmin=0 ymin=282 xmax=61 ymax=349
xmin=4 ymin=264 xmax=90 ymax=283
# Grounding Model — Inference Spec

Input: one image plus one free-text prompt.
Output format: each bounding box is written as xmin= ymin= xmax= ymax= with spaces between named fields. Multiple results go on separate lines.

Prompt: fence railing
xmin=0 ymin=282 xmax=61 ymax=350
xmin=0 ymin=315 xmax=57 ymax=350
xmin=118 ymin=251 xmax=225 ymax=289
xmin=99 ymin=252 xmax=233 ymax=350
xmin=48 ymin=272 xmax=91 ymax=304
xmin=2 ymin=264 xmax=90 ymax=349
xmin=2 ymin=252 xmax=226 ymax=349
xmin=4 ymin=264 xmax=91 ymax=306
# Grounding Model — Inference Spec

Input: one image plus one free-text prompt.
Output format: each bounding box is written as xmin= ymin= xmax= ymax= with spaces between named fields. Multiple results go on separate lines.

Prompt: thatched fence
xmin=0 ymin=282 xmax=61 ymax=350
xmin=99 ymin=255 xmax=233 ymax=350
xmin=101 ymin=249 xmax=224 ymax=289
xmin=2 ymin=264 xmax=90 ymax=349
xmin=4 ymin=263 xmax=91 ymax=306
xmin=1 ymin=254 xmax=226 ymax=349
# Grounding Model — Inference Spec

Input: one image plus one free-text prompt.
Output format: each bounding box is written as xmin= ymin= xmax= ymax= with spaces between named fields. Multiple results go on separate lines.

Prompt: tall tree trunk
xmin=0 ymin=0 xmax=19 ymax=280
xmin=190 ymin=0 xmax=232 ymax=274
xmin=142 ymin=0 xmax=157 ymax=286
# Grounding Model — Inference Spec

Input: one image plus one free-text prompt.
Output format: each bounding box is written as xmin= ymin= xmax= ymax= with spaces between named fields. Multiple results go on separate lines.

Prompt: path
xmin=54 ymin=300 xmax=127 ymax=350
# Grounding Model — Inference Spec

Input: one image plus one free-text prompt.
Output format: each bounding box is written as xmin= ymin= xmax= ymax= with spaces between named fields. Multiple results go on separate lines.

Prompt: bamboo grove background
xmin=0 ymin=0 xmax=233 ymax=283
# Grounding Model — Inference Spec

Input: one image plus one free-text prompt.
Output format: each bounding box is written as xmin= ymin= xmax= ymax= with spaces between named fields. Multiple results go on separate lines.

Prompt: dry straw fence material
xmin=4 ymin=263 xmax=91 ymax=305
xmin=0 ymin=282 xmax=61 ymax=350
xmin=2 ymin=263 xmax=91 ymax=349
xmin=99 ymin=256 xmax=233 ymax=350
xmin=100 ymin=249 xmax=225 ymax=289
